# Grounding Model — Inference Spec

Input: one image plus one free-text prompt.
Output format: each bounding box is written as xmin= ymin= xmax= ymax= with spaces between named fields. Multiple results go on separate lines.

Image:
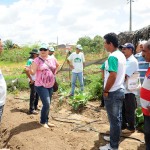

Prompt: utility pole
xmin=127 ymin=0 xmax=134 ymax=32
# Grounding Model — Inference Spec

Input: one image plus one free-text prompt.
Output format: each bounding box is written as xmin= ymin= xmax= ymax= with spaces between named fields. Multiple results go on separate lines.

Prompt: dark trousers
xmin=122 ymin=93 xmax=137 ymax=130
xmin=29 ymin=83 xmax=39 ymax=112
xmin=144 ymin=115 xmax=150 ymax=150
xmin=100 ymin=92 xmax=105 ymax=107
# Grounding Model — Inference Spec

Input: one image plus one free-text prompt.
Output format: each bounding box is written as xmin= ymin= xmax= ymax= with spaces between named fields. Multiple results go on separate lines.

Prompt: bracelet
xmin=104 ymin=90 xmax=109 ymax=93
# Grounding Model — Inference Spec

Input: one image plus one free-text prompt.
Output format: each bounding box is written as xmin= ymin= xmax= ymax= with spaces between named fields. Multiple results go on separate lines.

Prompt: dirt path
xmin=0 ymin=91 xmax=146 ymax=150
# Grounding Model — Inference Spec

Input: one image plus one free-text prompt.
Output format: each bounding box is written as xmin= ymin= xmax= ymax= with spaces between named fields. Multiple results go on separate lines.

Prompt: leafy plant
xmin=135 ymin=107 xmax=144 ymax=132
xmin=5 ymin=74 xmax=29 ymax=92
xmin=86 ymin=74 xmax=103 ymax=100
xmin=68 ymin=92 xmax=89 ymax=111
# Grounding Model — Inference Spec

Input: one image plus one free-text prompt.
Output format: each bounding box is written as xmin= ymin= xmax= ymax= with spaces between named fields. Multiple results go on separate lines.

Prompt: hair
xmin=146 ymin=40 xmax=150 ymax=50
xmin=104 ymin=33 xmax=118 ymax=48
xmin=28 ymin=53 xmax=34 ymax=59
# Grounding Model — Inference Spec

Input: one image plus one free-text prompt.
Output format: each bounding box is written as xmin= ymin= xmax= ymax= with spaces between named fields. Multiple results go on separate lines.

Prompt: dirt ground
xmin=0 ymin=91 xmax=146 ymax=150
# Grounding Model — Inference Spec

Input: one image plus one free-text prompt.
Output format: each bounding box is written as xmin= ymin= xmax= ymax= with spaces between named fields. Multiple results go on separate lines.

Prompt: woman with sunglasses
xmin=29 ymin=43 xmax=59 ymax=128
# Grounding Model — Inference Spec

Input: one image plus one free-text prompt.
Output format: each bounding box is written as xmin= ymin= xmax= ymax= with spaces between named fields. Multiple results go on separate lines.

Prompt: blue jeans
xmin=144 ymin=115 xmax=150 ymax=150
xmin=0 ymin=105 xmax=4 ymax=123
xmin=35 ymin=86 xmax=53 ymax=124
xmin=70 ymin=72 xmax=84 ymax=95
xmin=104 ymin=88 xmax=124 ymax=149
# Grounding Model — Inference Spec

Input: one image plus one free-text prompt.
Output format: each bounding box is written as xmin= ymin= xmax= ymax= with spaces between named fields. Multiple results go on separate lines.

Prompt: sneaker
xmin=99 ymin=144 xmax=118 ymax=150
xmin=29 ymin=110 xmax=38 ymax=114
xmin=40 ymin=123 xmax=49 ymax=129
xmin=122 ymin=129 xmax=135 ymax=134
xmin=103 ymin=136 xmax=110 ymax=142
xmin=47 ymin=122 xmax=55 ymax=127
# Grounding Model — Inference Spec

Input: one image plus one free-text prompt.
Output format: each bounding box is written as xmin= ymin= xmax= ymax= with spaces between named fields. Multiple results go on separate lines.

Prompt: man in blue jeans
xmin=67 ymin=44 xmax=85 ymax=96
xmin=99 ymin=33 xmax=126 ymax=150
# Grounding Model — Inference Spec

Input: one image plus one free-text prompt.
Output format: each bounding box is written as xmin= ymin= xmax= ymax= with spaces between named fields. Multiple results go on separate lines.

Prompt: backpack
xmin=38 ymin=57 xmax=55 ymax=88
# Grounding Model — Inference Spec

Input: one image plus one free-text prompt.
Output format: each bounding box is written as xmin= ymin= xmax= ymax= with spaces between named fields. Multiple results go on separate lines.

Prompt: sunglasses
xmin=40 ymin=48 xmax=48 ymax=51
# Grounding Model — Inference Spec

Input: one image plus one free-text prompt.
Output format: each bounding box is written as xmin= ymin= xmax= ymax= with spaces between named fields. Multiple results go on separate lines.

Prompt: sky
xmin=0 ymin=0 xmax=150 ymax=45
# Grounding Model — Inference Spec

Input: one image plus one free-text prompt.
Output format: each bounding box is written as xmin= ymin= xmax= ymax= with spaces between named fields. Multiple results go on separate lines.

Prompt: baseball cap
xmin=76 ymin=44 xmax=83 ymax=50
xmin=29 ymin=49 xmax=39 ymax=54
xmin=39 ymin=43 xmax=49 ymax=50
xmin=49 ymin=47 xmax=55 ymax=52
xmin=121 ymin=43 xmax=134 ymax=51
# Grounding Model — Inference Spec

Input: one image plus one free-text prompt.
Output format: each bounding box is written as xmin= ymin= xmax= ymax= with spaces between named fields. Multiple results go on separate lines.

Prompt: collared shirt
xmin=124 ymin=54 xmax=138 ymax=94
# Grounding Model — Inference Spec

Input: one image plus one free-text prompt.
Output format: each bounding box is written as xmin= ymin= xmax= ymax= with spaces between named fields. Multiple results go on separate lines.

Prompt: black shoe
xmin=100 ymin=103 xmax=104 ymax=107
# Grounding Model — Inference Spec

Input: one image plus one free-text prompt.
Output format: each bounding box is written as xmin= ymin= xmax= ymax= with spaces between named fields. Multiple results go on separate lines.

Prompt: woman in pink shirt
xmin=30 ymin=43 xmax=59 ymax=128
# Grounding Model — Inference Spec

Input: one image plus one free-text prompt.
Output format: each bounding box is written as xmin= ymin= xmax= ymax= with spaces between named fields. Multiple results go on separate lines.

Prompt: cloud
xmin=0 ymin=0 xmax=150 ymax=45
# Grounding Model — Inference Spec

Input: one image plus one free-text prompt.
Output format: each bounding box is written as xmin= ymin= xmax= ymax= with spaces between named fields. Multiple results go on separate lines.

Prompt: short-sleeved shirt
xmin=0 ymin=70 xmax=7 ymax=106
xmin=140 ymin=67 xmax=150 ymax=116
xmin=67 ymin=52 xmax=85 ymax=73
xmin=26 ymin=58 xmax=33 ymax=66
xmin=103 ymin=50 xmax=126 ymax=92
xmin=33 ymin=56 xmax=57 ymax=87
xmin=101 ymin=62 xmax=105 ymax=71
xmin=124 ymin=54 xmax=138 ymax=94
xmin=26 ymin=58 xmax=36 ymax=81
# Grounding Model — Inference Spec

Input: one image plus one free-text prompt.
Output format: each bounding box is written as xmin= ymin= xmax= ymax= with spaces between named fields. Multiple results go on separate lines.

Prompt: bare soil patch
xmin=0 ymin=91 xmax=145 ymax=150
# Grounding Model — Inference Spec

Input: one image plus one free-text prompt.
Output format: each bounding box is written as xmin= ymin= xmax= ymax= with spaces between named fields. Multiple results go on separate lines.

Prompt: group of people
xmin=25 ymin=43 xmax=59 ymax=128
xmin=24 ymin=43 xmax=85 ymax=129
xmin=0 ymin=35 xmax=150 ymax=149
xmin=99 ymin=33 xmax=150 ymax=150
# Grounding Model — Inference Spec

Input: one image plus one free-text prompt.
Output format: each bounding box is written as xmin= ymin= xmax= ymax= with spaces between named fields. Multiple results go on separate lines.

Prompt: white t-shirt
xmin=67 ymin=52 xmax=85 ymax=73
xmin=0 ymin=70 xmax=7 ymax=106
xmin=104 ymin=50 xmax=126 ymax=92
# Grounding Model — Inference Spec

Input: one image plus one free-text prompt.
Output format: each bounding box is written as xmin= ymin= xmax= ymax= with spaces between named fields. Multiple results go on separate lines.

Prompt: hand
xmin=103 ymin=92 xmax=108 ymax=98
xmin=69 ymin=65 xmax=74 ymax=69
xmin=30 ymin=80 xmax=34 ymax=84
xmin=25 ymin=66 xmax=30 ymax=71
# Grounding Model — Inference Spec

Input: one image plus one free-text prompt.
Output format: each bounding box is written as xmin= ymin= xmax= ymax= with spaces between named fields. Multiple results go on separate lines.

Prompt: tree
xmin=3 ymin=40 xmax=13 ymax=50
xmin=77 ymin=35 xmax=104 ymax=53
xmin=93 ymin=35 xmax=104 ymax=53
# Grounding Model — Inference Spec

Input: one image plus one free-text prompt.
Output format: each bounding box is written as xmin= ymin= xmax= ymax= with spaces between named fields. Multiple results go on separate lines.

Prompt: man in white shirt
xmin=67 ymin=44 xmax=85 ymax=96
xmin=0 ymin=39 xmax=7 ymax=123
xmin=121 ymin=43 xmax=138 ymax=133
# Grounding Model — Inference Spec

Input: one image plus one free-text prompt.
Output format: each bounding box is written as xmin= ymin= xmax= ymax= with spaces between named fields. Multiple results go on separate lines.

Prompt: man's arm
xmin=67 ymin=59 xmax=74 ymax=69
xmin=25 ymin=67 xmax=34 ymax=84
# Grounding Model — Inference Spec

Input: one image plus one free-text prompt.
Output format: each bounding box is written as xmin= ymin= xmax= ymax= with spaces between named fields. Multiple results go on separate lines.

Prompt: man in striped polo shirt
xmin=140 ymin=40 xmax=150 ymax=150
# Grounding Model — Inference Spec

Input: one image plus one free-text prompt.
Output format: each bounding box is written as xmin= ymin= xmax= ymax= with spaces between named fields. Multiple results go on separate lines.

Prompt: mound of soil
xmin=0 ymin=91 xmax=145 ymax=150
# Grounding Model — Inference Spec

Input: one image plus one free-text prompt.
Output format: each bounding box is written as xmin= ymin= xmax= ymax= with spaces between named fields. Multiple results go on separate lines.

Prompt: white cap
xmin=49 ymin=47 xmax=55 ymax=52
xmin=76 ymin=44 xmax=83 ymax=50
